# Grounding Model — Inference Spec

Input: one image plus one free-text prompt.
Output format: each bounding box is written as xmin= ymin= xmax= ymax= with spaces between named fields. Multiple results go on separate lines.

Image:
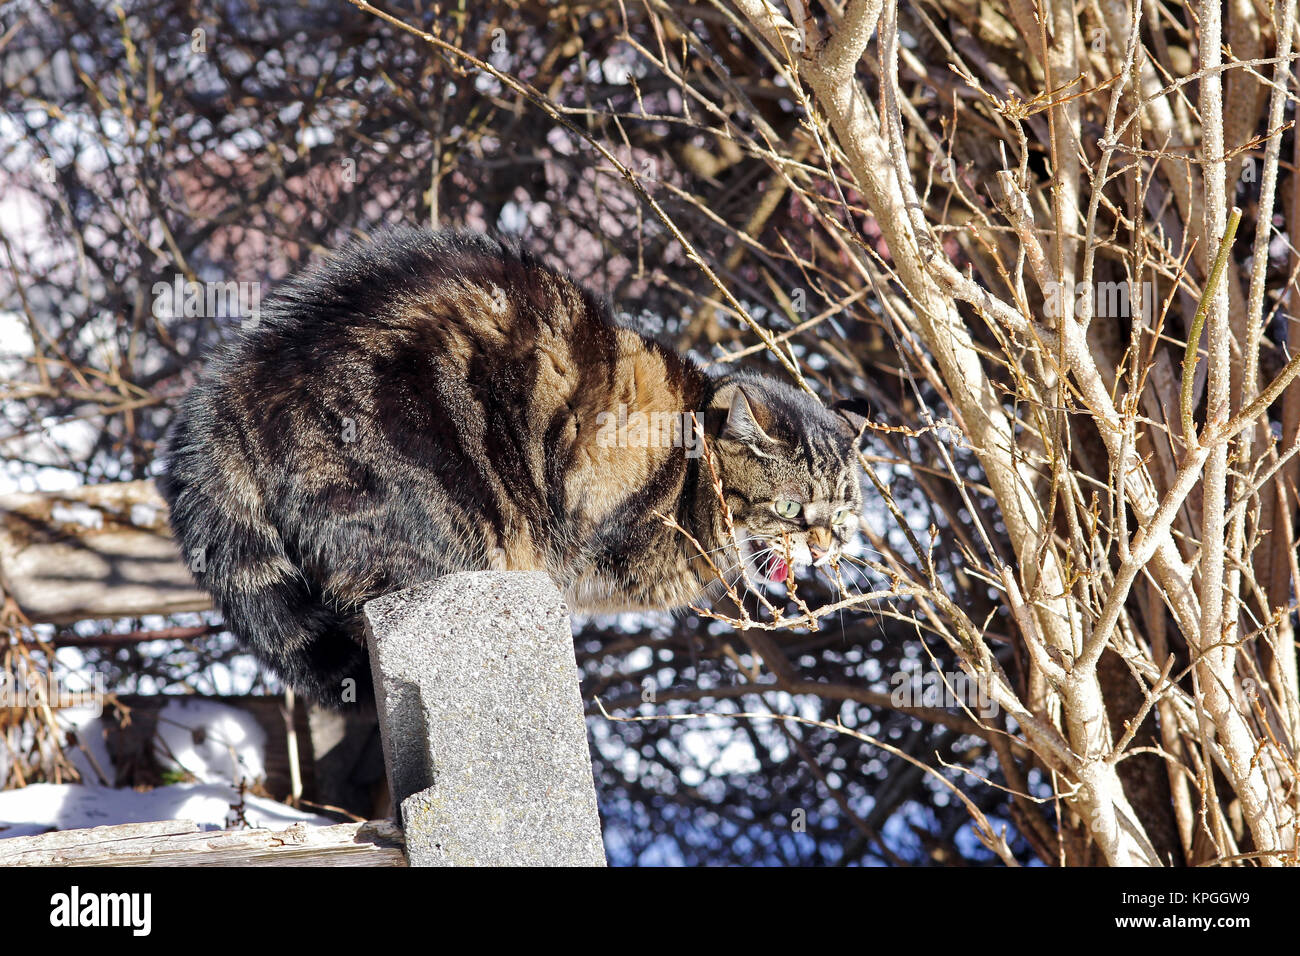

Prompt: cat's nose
xmin=809 ymin=527 xmax=832 ymax=555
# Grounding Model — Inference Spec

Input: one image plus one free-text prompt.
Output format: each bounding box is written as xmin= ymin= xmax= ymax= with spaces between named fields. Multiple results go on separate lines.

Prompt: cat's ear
xmin=832 ymin=397 xmax=870 ymax=444
xmin=723 ymin=387 xmax=774 ymax=446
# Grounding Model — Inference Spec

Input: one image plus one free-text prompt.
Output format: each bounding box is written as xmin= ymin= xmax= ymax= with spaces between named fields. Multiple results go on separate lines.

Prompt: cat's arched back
xmin=159 ymin=227 xmax=863 ymax=707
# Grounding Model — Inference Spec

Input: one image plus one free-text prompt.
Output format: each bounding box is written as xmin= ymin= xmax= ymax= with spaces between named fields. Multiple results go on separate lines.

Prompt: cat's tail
xmin=157 ymin=400 xmax=372 ymax=710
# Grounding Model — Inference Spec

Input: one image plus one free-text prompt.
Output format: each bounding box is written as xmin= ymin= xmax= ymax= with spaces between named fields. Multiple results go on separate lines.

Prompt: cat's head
xmin=704 ymin=372 xmax=866 ymax=585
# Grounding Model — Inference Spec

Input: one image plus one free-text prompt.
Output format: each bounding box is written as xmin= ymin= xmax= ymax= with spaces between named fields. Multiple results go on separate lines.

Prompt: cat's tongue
xmin=768 ymin=555 xmax=789 ymax=583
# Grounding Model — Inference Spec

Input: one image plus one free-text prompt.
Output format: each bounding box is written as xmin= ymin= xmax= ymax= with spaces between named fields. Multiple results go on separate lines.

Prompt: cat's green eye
xmin=775 ymin=500 xmax=802 ymax=520
xmin=833 ymin=507 xmax=852 ymax=525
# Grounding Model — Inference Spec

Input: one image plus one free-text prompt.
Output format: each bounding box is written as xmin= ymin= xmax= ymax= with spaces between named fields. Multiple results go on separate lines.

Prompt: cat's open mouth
xmin=764 ymin=552 xmax=790 ymax=583
xmin=745 ymin=537 xmax=791 ymax=584
xmin=743 ymin=535 xmax=838 ymax=584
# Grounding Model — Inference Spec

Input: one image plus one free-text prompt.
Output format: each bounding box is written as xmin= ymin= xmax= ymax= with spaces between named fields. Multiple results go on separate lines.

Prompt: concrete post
xmin=363 ymin=571 xmax=606 ymax=866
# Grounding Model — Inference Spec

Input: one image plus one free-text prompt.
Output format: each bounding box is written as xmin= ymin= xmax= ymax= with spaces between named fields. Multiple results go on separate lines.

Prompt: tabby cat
xmin=159 ymin=228 xmax=865 ymax=706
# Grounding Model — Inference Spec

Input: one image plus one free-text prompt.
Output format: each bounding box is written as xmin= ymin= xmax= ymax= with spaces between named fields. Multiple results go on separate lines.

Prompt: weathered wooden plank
xmin=0 ymin=819 xmax=201 ymax=853
xmin=0 ymin=818 xmax=406 ymax=866
xmin=0 ymin=479 xmax=209 ymax=624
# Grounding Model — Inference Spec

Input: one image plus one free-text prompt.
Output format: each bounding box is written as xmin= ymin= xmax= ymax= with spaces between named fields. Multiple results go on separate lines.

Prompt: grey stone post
xmin=363 ymin=571 xmax=606 ymax=866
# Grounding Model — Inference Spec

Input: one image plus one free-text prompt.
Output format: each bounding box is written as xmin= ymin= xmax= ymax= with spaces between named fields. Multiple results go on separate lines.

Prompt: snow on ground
xmin=60 ymin=705 xmax=116 ymax=786
xmin=150 ymin=697 xmax=268 ymax=783
xmin=64 ymin=697 xmax=269 ymax=786
xmin=0 ymin=782 xmax=334 ymax=839
xmin=1 ymin=698 xmax=331 ymax=840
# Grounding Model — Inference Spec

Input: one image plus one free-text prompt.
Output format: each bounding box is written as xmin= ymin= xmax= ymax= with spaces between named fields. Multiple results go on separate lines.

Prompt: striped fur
xmin=158 ymin=228 xmax=863 ymax=706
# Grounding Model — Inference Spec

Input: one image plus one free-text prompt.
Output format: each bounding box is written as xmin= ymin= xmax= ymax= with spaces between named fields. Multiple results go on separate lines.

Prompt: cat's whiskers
xmin=832 ymin=553 xmax=889 ymax=597
xmin=694 ymin=534 xmax=764 ymax=561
